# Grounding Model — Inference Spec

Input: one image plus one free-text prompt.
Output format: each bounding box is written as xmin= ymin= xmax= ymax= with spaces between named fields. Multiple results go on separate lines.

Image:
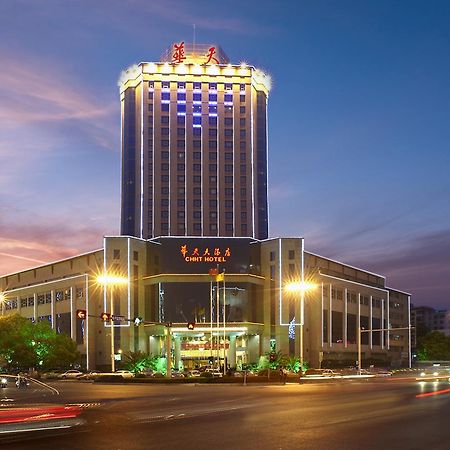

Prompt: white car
xmin=115 ymin=370 xmax=135 ymax=379
xmin=205 ymin=368 xmax=223 ymax=378
xmin=59 ymin=370 xmax=83 ymax=379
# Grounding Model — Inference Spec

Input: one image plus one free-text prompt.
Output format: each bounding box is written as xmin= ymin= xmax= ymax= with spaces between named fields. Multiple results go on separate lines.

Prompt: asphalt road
xmin=1 ymin=377 xmax=449 ymax=450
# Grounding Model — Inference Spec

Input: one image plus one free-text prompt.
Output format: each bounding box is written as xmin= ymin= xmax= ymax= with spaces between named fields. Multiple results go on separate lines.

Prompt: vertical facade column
xmin=320 ymin=282 xmax=324 ymax=348
xmin=33 ymin=293 xmax=38 ymax=322
xmin=386 ymin=291 xmax=390 ymax=349
xmin=70 ymin=286 xmax=76 ymax=340
xmin=174 ymin=336 xmax=181 ymax=371
xmin=369 ymin=295 xmax=373 ymax=349
xmin=329 ymin=284 xmax=332 ymax=347
xmin=344 ymin=288 xmax=348 ymax=348
xmin=51 ymin=289 xmax=56 ymax=330
xmin=381 ymin=298 xmax=385 ymax=349
xmin=228 ymin=335 xmax=237 ymax=369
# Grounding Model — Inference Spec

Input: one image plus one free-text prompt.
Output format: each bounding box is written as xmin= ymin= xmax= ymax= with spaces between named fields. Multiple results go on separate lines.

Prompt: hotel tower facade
xmin=120 ymin=43 xmax=271 ymax=240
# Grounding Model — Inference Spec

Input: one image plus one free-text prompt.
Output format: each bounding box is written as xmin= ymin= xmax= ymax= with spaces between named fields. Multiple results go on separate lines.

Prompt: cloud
xmin=0 ymin=210 xmax=110 ymax=277
xmin=0 ymin=53 xmax=118 ymax=150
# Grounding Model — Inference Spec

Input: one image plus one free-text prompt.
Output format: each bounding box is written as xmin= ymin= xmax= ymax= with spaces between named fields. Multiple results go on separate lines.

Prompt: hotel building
xmin=120 ymin=43 xmax=270 ymax=240
xmin=0 ymin=43 xmax=411 ymax=371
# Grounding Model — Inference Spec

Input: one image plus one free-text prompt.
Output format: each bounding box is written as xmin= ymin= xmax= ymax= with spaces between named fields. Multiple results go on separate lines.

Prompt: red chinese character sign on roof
xmin=172 ymin=42 xmax=186 ymax=63
xmin=205 ymin=47 xmax=219 ymax=65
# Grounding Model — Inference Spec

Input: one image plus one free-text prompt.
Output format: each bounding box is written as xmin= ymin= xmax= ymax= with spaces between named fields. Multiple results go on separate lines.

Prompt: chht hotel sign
xmin=180 ymin=245 xmax=231 ymax=263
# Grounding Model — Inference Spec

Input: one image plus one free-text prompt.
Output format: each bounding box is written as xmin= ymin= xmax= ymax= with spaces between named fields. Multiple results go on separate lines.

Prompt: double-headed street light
xmin=97 ymin=274 xmax=128 ymax=372
xmin=284 ymin=280 xmax=317 ymax=371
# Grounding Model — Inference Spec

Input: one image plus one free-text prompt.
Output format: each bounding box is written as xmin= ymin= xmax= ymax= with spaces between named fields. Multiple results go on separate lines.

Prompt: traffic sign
xmin=111 ymin=315 xmax=125 ymax=322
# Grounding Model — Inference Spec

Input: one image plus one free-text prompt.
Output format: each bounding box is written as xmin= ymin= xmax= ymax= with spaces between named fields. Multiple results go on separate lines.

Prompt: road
xmin=1 ymin=377 xmax=449 ymax=450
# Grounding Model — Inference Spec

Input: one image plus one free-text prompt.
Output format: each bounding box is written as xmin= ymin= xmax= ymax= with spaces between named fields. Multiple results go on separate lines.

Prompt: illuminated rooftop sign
xmin=162 ymin=42 xmax=229 ymax=65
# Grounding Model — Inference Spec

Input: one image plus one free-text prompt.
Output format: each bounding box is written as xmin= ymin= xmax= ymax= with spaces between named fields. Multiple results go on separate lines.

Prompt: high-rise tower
xmin=120 ymin=43 xmax=271 ymax=239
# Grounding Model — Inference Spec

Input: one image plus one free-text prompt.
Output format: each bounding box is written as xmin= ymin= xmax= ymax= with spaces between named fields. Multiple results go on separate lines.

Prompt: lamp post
xmin=284 ymin=281 xmax=317 ymax=371
xmin=97 ymin=275 xmax=128 ymax=372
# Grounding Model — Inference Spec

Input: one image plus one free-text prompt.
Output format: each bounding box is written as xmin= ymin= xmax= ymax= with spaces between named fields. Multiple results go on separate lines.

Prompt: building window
xmin=193 ymin=187 xmax=201 ymax=195
xmin=225 ymin=153 xmax=233 ymax=160
xmin=225 ymin=212 xmax=233 ymax=220
xmin=177 ymin=152 xmax=185 ymax=160
xmin=225 ymin=176 xmax=233 ymax=184
xmin=224 ymin=118 xmax=233 ymax=126
xmin=193 ymin=140 xmax=201 ymax=148
xmin=161 ymin=140 xmax=169 ymax=148
xmin=193 ymin=199 xmax=201 ymax=207
xmin=177 ymin=92 xmax=186 ymax=101
xmin=225 ymin=200 xmax=233 ymax=208
xmin=209 ymin=152 xmax=217 ymax=160
xmin=161 ymin=187 xmax=169 ymax=194
xmin=194 ymin=223 xmax=201 ymax=231
xmin=161 ymin=103 xmax=169 ymax=112
xmin=193 ymin=175 xmax=201 ymax=183
xmin=193 ymin=152 xmax=201 ymax=160
xmin=133 ymin=251 xmax=139 ymax=261
xmin=161 ymin=163 xmax=169 ymax=171
xmin=225 ymin=188 xmax=233 ymax=196
xmin=209 ymin=164 xmax=217 ymax=172
xmin=177 ymin=140 xmax=185 ymax=148
xmin=193 ymin=211 xmax=201 ymax=219
xmin=177 ymin=116 xmax=185 ymax=124
xmin=193 ymin=127 xmax=201 ymax=136
xmin=240 ymin=106 xmax=245 ymax=114
xmin=161 ymin=175 xmax=169 ymax=182
xmin=177 ymin=199 xmax=185 ymax=206
xmin=161 ymin=127 xmax=169 ymax=135
xmin=177 ymin=128 xmax=185 ymax=136
xmin=209 ymin=141 xmax=217 ymax=149
xmin=161 ymin=92 xmax=170 ymax=101
xmin=288 ymin=250 xmax=295 ymax=260
xmin=193 ymin=164 xmax=201 ymax=172
xmin=209 ymin=116 xmax=217 ymax=126
xmin=161 ymin=151 xmax=169 ymax=159
xmin=240 ymin=95 xmax=245 ymax=102
xmin=193 ymin=93 xmax=201 ymax=101
xmin=270 ymin=251 xmax=275 ymax=262
xmin=225 ymin=224 xmax=233 ymax=231
xmin=209 ymin=128 xmax=217 ymax=137
xmin=225 ymin=141 xmax=233 ymax=148
xmin=113 ymin=249 xmax=120 ymax=259
xmin=210 ymin=223 xmax=217 ymax=232
xmin=177 ymin=211 xmax=185 ymax=218
xmin=225 ymin=164 xmax=233 ymax=172
xmin=224 ymin=129 xmax=233 ymax=137
xmin=224 ymin=94 xmax=233 ymax=103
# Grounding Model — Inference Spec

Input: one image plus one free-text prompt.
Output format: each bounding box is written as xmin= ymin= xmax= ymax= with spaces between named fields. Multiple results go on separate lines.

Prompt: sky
xmin=0 ymin=0 xmax=449 ymax=309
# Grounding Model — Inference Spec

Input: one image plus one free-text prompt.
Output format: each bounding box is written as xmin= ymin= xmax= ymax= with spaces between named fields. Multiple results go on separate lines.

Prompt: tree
xmin=122 ymin=351 xmax=160 ymax=373
xmin=417 ymin=331 xmax=450 ymax=361
xmin=0 ymin=314 xmax=80 ymax=371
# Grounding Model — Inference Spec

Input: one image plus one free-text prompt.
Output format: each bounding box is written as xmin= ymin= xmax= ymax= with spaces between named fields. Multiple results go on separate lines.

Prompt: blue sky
xmin=0 ymin=0 xmax=449 ymax=308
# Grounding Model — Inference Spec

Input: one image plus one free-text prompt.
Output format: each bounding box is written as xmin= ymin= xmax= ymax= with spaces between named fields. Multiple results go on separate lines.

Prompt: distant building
xmin=411 ymin=306 xmax=450 ymax=348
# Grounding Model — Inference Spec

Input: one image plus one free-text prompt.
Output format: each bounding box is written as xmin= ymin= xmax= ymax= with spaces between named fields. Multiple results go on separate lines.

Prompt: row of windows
xmin=4 ymin=288 xmax=78 ymax=310
xmin=158 ymin=223 xmax=247 ymax=232
xmin=154 ymin=199 xmax=246 ymax=209
xmin=154 ymin=124 xmax=246 ymax=135
xmin=159 ymin=198 xmax=247 ymax=208
xmin=159 ymin=92 xmax=245 ymax=103
xmin=160 ymin=162 xmax=246 ymax=171
xmin=158 ymin=187 xmax=247 ymax=197
xmin=158 ymin=141 xmax=246 ymax=150
xmin=156 ymin=151 xmax=246 ymax=161
xmin=151 ymin=82 xmax=246 ymax=91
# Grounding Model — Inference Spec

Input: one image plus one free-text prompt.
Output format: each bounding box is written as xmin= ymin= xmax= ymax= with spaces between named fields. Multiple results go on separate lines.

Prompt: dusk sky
xmin=0 ymin=0 xmax=449 ymax=309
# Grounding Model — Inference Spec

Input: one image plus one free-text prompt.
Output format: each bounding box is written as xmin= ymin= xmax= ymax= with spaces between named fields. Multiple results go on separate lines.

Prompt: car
xmin=304 ymin=369 xmax=340 ymax=378
xmin=171 ymin=371 xmax=185 ymax=378
xmin=59 ymin=370 xmax=83 ymax=379
xmin=415 ymin=369 xmax=445 ymax=381
xmin=205 ymin=368 xmax=223 ymax=378
xmin=115 ymin=370 xmax=135 ymax=379
xmin=76 ymin=370 xmax=102 ymax=380
xmin=1 ymin=377 xmax=7 ymax=388
xmin=187 ymin=370 xmax=201 ymax=378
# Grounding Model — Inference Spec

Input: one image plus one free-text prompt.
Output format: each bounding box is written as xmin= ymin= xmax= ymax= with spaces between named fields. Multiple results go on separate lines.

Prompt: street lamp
xmin=97 ymin=274 xmax=128 ymax=372
xmin=284 ymin=281 xmax=317 ymax=371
